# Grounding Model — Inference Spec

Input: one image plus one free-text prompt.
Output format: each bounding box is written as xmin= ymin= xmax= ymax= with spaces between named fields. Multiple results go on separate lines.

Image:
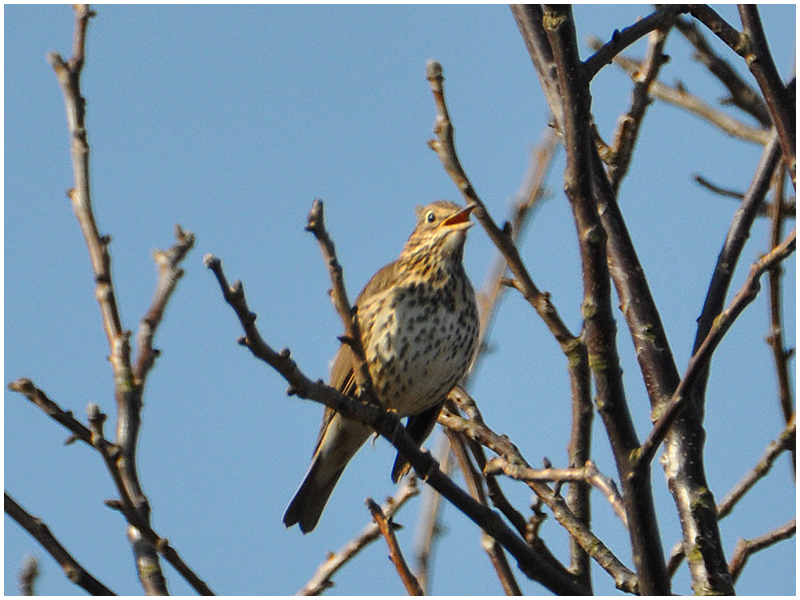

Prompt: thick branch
xmin=639 ymin=229 xmax=797 ymax=464
xmin=668 ymin=418 xmax=796 ymax=574
xmin=737 ymin=5 xmax=796 ymax=186
xmin=583 ymin=4 xmax=688 ymax=81
xmin=541 ymin=5 xmax=670 ymax=593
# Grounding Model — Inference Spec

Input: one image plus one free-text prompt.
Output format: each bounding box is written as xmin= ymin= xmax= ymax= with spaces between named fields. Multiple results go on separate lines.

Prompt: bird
xmin=283 ymin=201 xmax=480 ymax=533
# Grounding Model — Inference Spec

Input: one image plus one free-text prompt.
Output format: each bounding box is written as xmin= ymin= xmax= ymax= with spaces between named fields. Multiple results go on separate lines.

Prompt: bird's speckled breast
xmin=358 ymin=269 xmax=478 ymax=416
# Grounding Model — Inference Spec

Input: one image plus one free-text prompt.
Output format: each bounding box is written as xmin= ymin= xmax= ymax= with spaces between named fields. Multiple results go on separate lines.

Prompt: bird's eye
xmin=426 ymin=211 xmax=436 ymax=223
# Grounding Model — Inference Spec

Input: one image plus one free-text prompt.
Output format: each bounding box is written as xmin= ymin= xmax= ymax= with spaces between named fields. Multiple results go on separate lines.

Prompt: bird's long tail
xmin=283 ymin=414 xmax=372 ymax=533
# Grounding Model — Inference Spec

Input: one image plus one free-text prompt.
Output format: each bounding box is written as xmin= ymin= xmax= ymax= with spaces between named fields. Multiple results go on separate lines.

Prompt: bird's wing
xmin=311 ymin=258 xmax=399 ymax=456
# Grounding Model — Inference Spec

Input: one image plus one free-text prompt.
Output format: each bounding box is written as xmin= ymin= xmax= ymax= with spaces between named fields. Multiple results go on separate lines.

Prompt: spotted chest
xmin=357 ymin=269 xmax=478 ymax=417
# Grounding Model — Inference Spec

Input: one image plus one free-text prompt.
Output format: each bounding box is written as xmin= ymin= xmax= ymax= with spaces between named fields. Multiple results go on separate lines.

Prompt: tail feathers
xmin=285 ymin=413 xmax=372 ymax=532
xmin=283 ymin=456 xmax=344 ymax=534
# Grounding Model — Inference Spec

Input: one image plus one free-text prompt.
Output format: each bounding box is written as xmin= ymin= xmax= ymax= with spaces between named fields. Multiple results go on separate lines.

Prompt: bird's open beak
xmin=442 ymin=204 xmax=476 ymax=228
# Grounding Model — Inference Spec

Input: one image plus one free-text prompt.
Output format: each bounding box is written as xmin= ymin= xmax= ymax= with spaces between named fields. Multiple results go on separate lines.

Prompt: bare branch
xmin=474 ymin=129 xmax=560 ymax=367
xmin=666 ymin=416 xmax=796 ymax=575
xmin=305 ymin=199 xmax=376 ymax=401
xmin=639 ymin=228 xmax=797 ymax=464
xmin=540 ymin=5 xmax=671 ymax=593
xmin=588 ymin=37 xmax=772 ymax=145
xmin=426 ymin=58 xmax=599 ymax=588
xmin=719 ymin=415 xmax=796 ymax=520
xmin=44 ymin=6 xmax=201 ymax=593
xmin=5 ymin=493 xmax=116 ymax=596
xmin=728 ymin=519 xmax=796 ymax=583
xmin=688 ymin=5 xmax=795 ymax=185
xmin=426 ymin=61 xmax=579 ymax=351
xmin=7 ymin=380 xmax=215 ymax=596
xmin=18 ymin=556 xmax=39 ymax=596
xmin=298 ymin=478 xmax=419 ymax=595
xmin=46 ymin=4 xmax=126 ymax=374
xmin=484 ymin=460 xmax=627 ymax=529
xmin=367 ymin=498 xmax=424 ymax=596
xmin=737 ymin=6 xmax=796 ymax=186
xmin=765 ymin=165 xmax=796 ymax=471
xmin=601 ymin=12 xmax=677 ymax=191
xmin=441 ymin=390 xmax=639 ymax=594
xmin=583 ymin=4 xmax=688 ymax=81
xmin=134 ymin=224 xmax=196 ymax=383
xmin=444 ymin=422 xmax=525 ymax=595
xmin=413 ymin=435 xmax=451 ymax=594
xmin=674 ymin=16 xmax=771 ymax=127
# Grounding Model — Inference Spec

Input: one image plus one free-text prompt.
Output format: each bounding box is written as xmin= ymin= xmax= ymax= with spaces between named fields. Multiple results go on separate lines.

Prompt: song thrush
xmin=284 ymin=201 xmax=479 ymax=533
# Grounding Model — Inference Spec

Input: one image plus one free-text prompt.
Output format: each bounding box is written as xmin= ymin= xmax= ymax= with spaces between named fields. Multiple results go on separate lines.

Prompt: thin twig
xmin=588 ymin=37 xmax=772 ymax=146
xmin=688 ymin=4 xmax=795 ymax=184
xmin=765 ymin=165 xmax=796 ymax=472
xmin=18 ymin=556 xmax=40 ymax=596
xmin=674 ymin=16 xmax=771 ymax=127
xmin=474 ymin=129 xmax=560 ymax=368
xmin=305 ymin=199 xmax=376 ymax=400
xmin=718 ymin=415 xmax=796 ymax=520
xmin=728 ymin=519 xmax=796 ymax=583
xmin=134 ymin=224 xmax=195 ymax=382
xmin=605 ymin=11 xmax=676 ymax=191
xmin=367 ymin=499 xmax=425 ymax=596
xmin=413 ymin=434 xmax=451 ymax=594
xmin=694 ymin=174 xmax=746 ymax=199
xmin=448 ymin=389 xmax=536 ymax=540
xmin=426 ymin=60 xmax=580 ymax=355
xmin=5 ymin=493 xmax=116 ymax=596
xmin=444 ymin=420 xmax=525 ymax=595
xmin=298 ymin=478 xmax=419 ymax=595
xmin=484 ymin=460 xmax=627 ymax=529
xmin=441 ymin=390 xmax=639 ymax=594
xmin=7 ymin=379 xmax=215 ymax=596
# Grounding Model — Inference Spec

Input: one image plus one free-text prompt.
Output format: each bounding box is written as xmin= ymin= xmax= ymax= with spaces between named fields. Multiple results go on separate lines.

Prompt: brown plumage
xmin=283 ymin=201 xmax=479 ymax=533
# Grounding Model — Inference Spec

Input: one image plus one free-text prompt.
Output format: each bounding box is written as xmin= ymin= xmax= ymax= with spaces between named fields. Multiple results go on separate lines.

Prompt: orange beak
xmin=442 ymin=204 xmax=476 ymax=227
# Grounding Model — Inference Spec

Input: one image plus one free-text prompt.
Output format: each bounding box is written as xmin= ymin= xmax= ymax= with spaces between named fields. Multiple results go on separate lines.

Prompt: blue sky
xmin=5 ymin=4 xmax=795 ymax=596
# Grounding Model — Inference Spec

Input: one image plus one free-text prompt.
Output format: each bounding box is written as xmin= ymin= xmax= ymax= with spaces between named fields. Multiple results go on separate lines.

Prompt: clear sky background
xmin=5 ymin=4 xmax=796 ymax=596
